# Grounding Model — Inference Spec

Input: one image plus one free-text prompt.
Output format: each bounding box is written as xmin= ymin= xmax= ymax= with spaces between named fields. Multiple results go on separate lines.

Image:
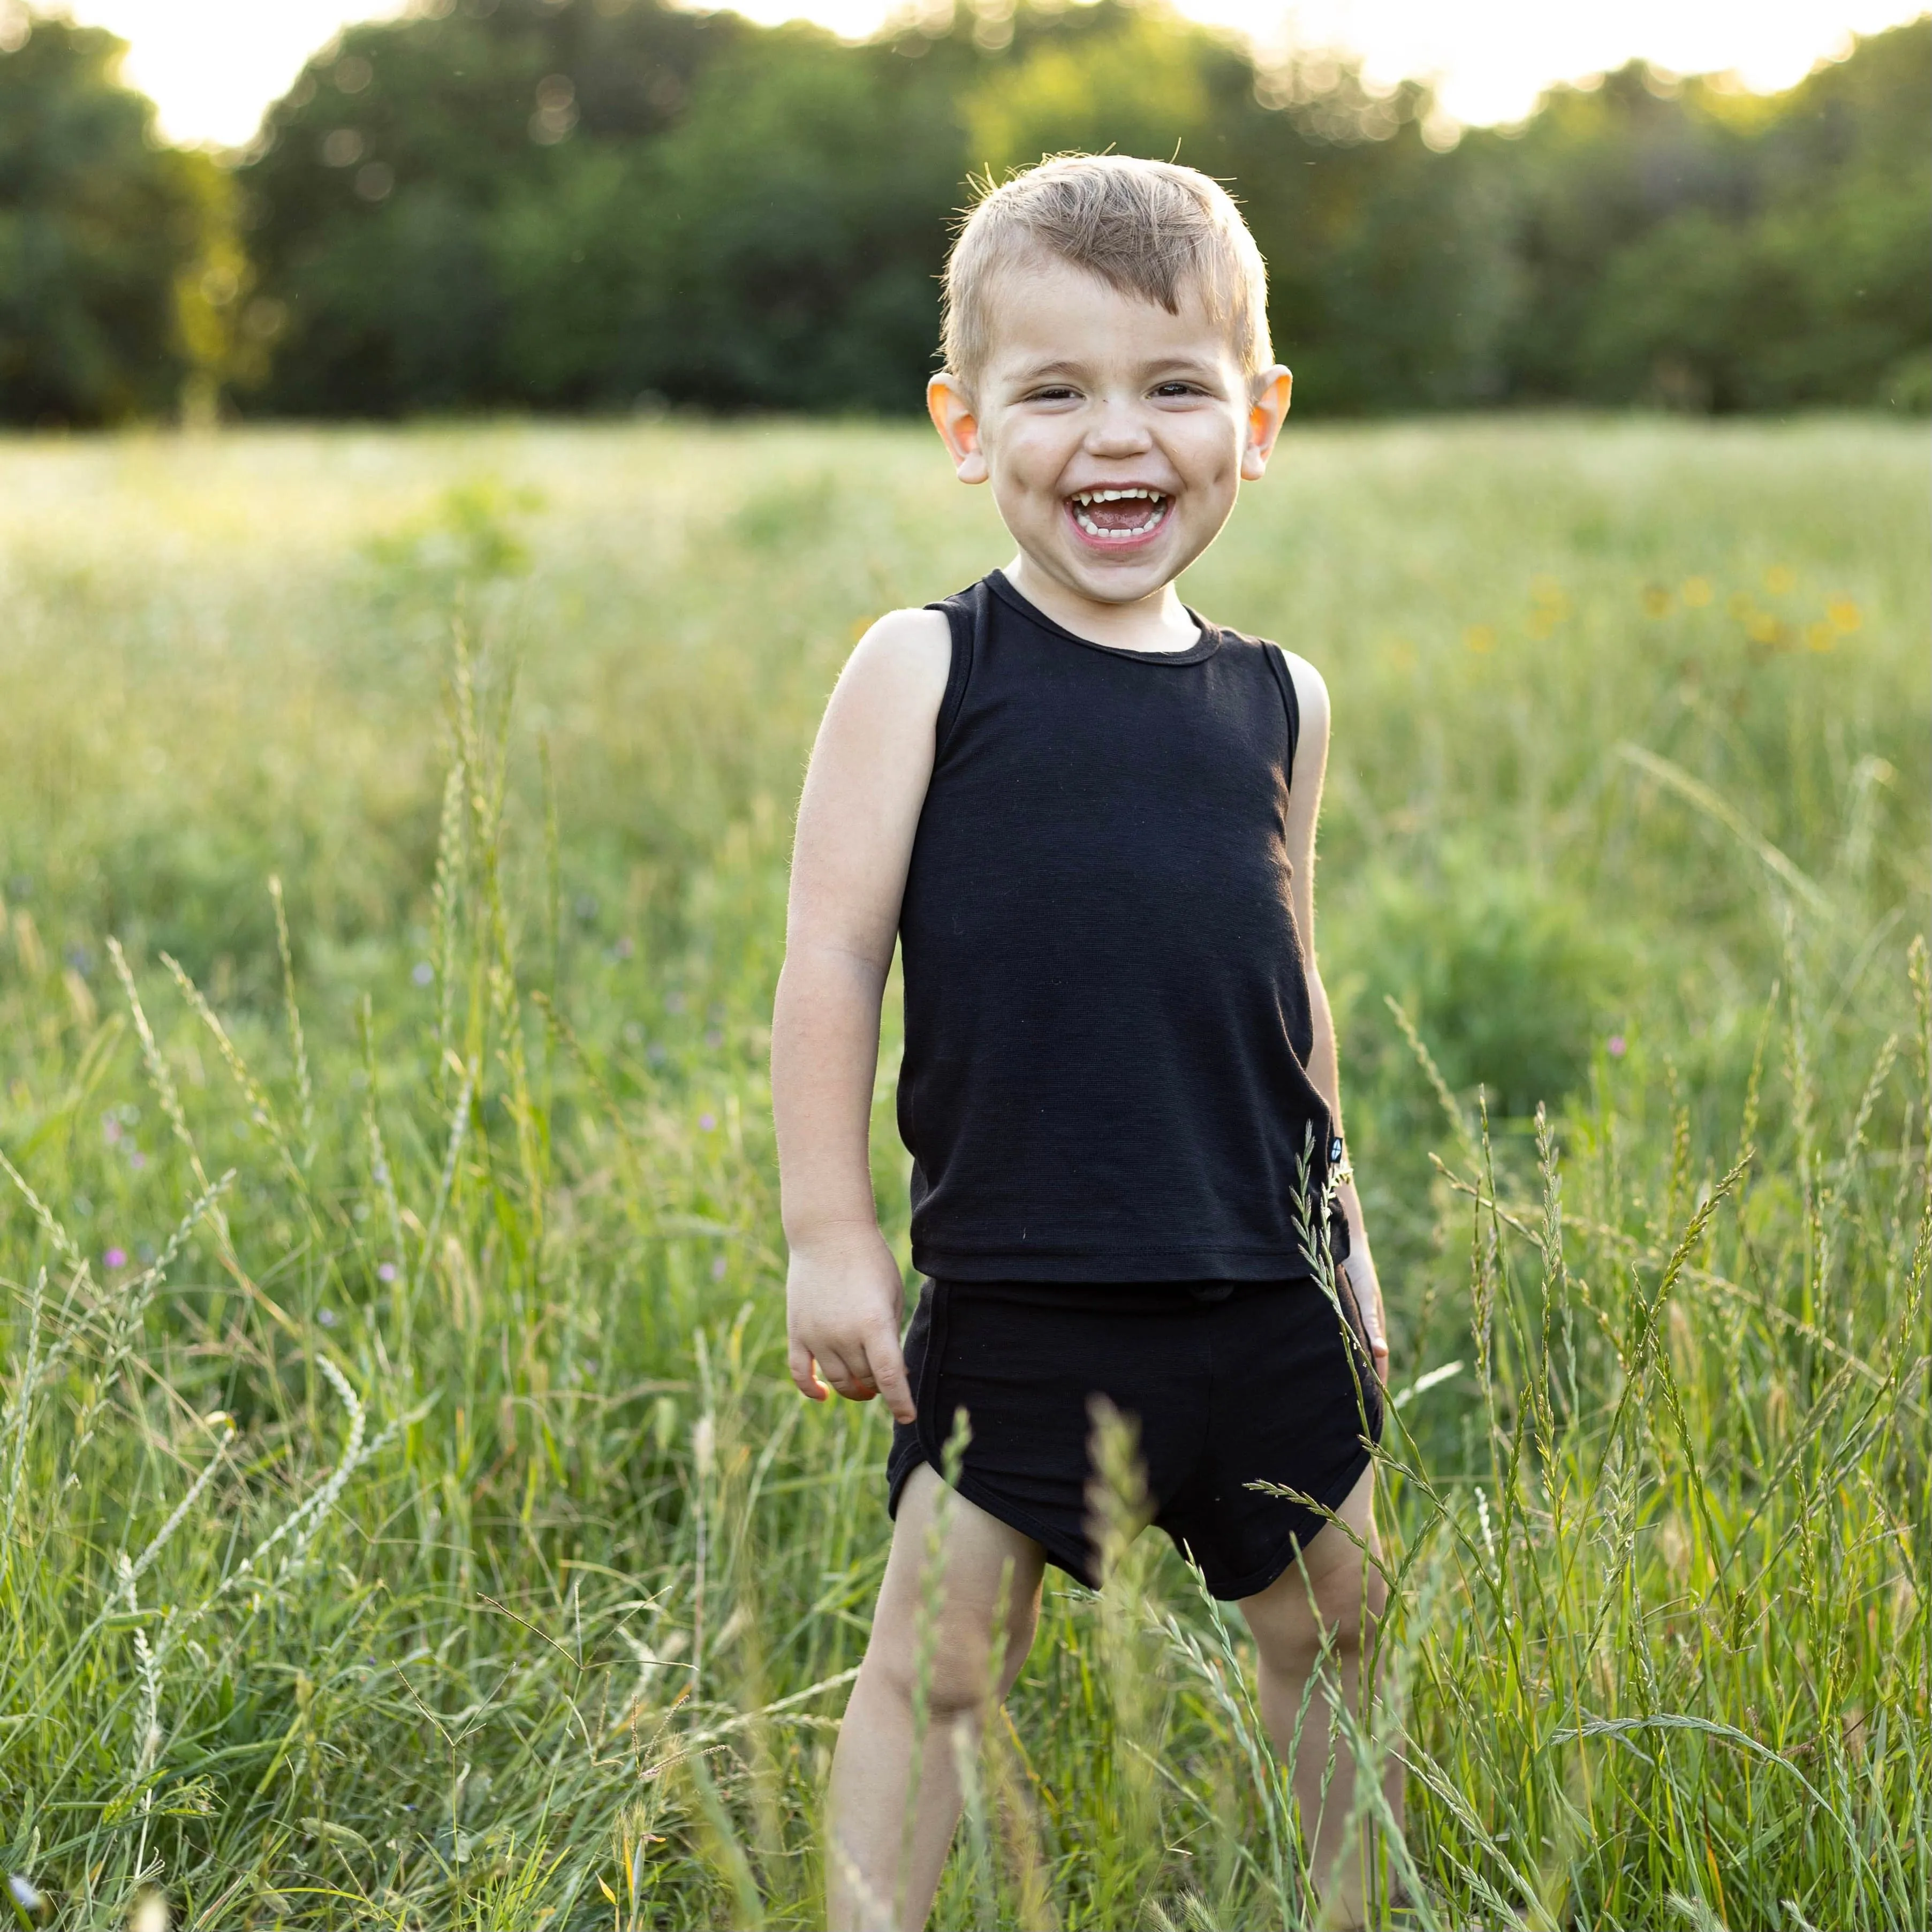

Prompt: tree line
xmin=3 ymin=0 xmax=1927 ymax=425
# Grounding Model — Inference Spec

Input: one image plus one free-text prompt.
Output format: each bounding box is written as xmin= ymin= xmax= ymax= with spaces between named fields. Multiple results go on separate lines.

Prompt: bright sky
xmin=61 ymin=0 xmax=1931 ymax=148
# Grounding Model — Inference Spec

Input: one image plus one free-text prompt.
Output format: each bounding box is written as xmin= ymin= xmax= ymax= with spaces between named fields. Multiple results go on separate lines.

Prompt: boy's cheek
xmin=990 ymin=475 xmax=1060 ymax=535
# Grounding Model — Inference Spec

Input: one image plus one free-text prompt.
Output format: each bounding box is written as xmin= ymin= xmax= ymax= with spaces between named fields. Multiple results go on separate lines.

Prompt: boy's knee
xmin=869 ymin=1595 xmax=1038 ymax=1717
xmin=871 ymin=1641 xmax=992 ymax=1720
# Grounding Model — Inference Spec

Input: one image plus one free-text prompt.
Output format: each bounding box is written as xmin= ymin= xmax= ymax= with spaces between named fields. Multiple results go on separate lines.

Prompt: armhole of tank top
xmin=925 ymin=593 xmax=977 ymax=764
xmin=1262 ymin=641 xmax=1302 ymax=787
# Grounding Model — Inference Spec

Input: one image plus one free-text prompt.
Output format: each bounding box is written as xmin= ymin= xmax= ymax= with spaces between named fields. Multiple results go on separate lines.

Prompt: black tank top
xmin=896 ymin=571 xmax=1345 ymax=1283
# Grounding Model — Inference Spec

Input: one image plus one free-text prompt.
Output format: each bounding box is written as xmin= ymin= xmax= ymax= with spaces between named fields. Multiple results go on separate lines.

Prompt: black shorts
xmin=886 ymin=1274 xmax=1383 ymax=1601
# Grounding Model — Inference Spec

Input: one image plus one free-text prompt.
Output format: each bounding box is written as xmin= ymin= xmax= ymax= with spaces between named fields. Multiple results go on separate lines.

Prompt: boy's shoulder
xmin=1198 ymin=614 xmax=1331 ymax=733
xmin=839 ymin=602 xmax=952 ymax=673
xmin=1199 ymin=619 xmax=1332 ymax=789
xmin=830 ymin=603 xmax=952 ymax=723
xmin=1270 ymin=644 xmax=1328 ymax=725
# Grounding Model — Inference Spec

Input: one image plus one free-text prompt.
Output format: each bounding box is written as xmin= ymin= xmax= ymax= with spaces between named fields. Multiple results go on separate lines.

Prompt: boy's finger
xmin=864 ymin=1328 xmax=917 ymax=1425
xmin=789 ymin=1337 xmax=827 ymax=1401
xmin=816 ymin=1346 xmax=875 ymax=1401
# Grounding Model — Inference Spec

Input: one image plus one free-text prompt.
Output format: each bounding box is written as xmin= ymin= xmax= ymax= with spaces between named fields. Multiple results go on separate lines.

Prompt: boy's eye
xmin=1027 ymin=385 xmax=1080 ymax=402
xmin=1152 ymin=381 xmax=1206 ymax=398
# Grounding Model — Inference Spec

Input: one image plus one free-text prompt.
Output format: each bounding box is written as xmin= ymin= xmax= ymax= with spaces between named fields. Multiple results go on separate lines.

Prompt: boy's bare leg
xmin=828 ymin=1463 xmax=1046 ymax=1931
xmin=1239 ymin=1465 xmax=1405 ymax=1930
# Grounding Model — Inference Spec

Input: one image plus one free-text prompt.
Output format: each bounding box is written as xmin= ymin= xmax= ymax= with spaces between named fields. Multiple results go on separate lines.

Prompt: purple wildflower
xmin=104 ymin=1247 xmax=128 ymax=1269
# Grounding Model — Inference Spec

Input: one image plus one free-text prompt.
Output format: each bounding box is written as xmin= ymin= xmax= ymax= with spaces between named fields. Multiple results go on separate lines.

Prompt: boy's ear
xmin=927 ymin=373 xmax=989 ymax=485
xmin=1241 ymin=366 xmax=1293 ymax=481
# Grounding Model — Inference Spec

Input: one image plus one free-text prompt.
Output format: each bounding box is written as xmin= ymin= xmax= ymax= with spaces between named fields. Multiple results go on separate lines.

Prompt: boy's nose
xmin=1082 ymin=400 xmax=1154 ymax=457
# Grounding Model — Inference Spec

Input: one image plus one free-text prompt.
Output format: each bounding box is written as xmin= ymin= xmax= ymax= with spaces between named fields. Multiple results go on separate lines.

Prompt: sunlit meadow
xmin=0 ymin=415 xmax=1926 ymax=1928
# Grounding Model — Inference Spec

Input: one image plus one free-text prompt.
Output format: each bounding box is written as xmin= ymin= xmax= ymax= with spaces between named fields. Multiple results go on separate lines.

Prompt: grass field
xmin=0 ymin=415 xmax=1927 ymax=1929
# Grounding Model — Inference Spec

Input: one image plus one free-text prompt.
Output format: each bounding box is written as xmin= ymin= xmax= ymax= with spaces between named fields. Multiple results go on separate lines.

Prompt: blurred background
xmin=2 ymin=7 xmax=1929 ymax=1920
xmin=3 ymin=0 xmax=1928 ymax=426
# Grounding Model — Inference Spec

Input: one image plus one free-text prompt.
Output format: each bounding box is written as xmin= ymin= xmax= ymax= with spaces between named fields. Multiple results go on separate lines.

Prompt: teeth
xmin=1068 ymin=487 xmax=1170 ymax=540
xmin=1072 ymin=499 xmax=1169 ymax=540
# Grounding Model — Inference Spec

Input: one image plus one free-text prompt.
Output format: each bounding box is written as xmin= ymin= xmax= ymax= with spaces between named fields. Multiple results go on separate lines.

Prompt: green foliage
xmin=233 ymin=0 xmax=736 ymax=414
xmin=0 ymin=15 xmax=236 ymax=425
xmin=1352 ymin=854 xmax=1620 ymax=1119
xmin=573 ymin=28 xmax=971 ymax=412
xmin=219 ymin=0 xmax=1928 ymax=419
xmin=363 ymin=473 xmax=544 ymax=593
xmin=230 ymin=0 xmax=1528 ymax=418
xmin=1492 ymin=27 xmax=1932 ymax=410
xmin=961 ymin=5 xmax=1217 ymax=171
xmin=0 ymin=418 xmax=1927 ymax=1923
xmin=5 ymin=2 xmax=1926 ymax=421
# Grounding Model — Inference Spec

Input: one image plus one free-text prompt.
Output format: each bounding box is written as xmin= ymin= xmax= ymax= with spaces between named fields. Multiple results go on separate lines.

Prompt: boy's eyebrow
xmin=1006 ymin=357 xmax=1089 ymax=381
xmin=1003 ymin=352 xmax=1232 ymax=385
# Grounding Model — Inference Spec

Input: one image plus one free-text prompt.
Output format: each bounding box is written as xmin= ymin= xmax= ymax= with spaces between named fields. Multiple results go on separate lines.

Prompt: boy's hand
xmin=786 ymin=1229 xmax=916 ymax=1423
xmin=1360 ymin=1274 xmax=1390 ymax=1385
xmin=1342 ymin=1253 xmax=1391 ymax=1385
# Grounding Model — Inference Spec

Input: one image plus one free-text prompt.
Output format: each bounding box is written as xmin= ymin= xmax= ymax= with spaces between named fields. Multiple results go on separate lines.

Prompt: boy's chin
xmin=1021 ymin=528 xmax=1195 ymax=604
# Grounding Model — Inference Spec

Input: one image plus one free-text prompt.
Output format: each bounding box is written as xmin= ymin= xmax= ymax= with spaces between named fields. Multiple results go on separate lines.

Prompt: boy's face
xmin=928 ymin=254 xmax=1291 ymax=610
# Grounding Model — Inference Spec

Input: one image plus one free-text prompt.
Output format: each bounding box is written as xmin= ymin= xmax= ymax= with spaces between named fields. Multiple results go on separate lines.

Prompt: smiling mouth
xmin=1067 ymin=487 xmax=1170 ymax=542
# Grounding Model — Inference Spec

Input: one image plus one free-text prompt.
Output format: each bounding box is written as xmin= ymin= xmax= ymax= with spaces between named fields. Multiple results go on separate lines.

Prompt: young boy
xmin=770 ymin=155 xmax=1399 ymax=1929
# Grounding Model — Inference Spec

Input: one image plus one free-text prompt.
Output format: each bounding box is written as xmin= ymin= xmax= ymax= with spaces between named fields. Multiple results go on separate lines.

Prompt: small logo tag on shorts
xmin=1329 ymin=1135 xmax=1345 ymax=1165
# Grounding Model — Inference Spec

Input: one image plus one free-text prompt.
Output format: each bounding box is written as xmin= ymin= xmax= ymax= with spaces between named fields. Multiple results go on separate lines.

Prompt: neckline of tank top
xmin=988 ymin=570 xmax=1223 ymax=667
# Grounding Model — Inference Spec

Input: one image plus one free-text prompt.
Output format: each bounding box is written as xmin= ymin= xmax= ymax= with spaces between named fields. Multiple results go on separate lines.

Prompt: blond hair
xmin=940 ymin=154 xmax=1272 ymax=386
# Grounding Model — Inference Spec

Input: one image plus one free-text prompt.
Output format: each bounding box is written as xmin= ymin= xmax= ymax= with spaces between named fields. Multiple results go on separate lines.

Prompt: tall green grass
xmin=0 ymin=417 xmax=1926 ymax=1927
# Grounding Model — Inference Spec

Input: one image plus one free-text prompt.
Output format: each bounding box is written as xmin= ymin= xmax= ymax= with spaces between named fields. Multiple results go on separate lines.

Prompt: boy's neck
xmin=1003 ymin=554 xmax=1201 ymax=655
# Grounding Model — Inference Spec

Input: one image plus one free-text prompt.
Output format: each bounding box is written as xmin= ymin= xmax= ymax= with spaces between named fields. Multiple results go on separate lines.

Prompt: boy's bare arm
xmin=772 ymin=608 xmax=952 ymax=1422
xmin=1279 ymin=650 xmax=1389 ymax=1381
